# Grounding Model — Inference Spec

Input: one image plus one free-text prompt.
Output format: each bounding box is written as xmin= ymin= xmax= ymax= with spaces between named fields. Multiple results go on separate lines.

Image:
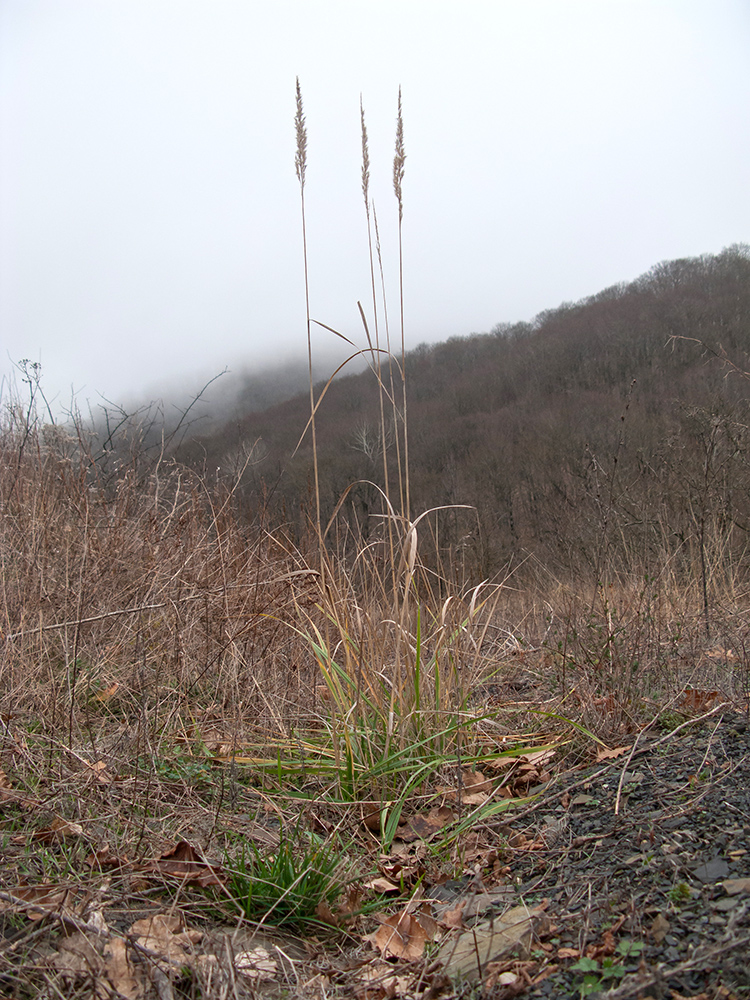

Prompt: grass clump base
xmin=223 ymin=823 xmax=343 ymax=930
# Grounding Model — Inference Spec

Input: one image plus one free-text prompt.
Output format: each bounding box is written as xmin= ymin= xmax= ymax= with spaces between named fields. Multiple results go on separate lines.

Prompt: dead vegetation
xmin=0 ymin=87 xmax=748 ymax=999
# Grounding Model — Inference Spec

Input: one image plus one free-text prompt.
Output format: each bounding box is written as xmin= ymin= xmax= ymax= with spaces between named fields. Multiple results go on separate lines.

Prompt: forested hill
xmin=179 ymin=244 xmax=750 ymax=586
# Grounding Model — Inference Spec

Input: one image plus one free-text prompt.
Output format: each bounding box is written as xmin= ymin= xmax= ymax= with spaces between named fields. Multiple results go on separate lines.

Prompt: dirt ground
xmin=1 ymin=705 xmax=749 ymax=1000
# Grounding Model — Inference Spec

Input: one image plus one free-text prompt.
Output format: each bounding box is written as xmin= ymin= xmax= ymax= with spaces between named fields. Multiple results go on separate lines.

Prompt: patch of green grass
xmin=139 ymin=754 xmax=215 ymax=786
xmin=223 ymin=824 xmax=343 ymax=929
xmin=668 ymin=881 xmax=691 ymax=905
xmin=657 ymin=711 xmax=687 ymax=732
xmin=16 ymin=840 xmax=91 ymax=883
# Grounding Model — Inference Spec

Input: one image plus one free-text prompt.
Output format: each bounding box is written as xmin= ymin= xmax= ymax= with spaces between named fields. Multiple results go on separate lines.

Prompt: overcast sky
xmin=1 ymin=0 xmax=749 ymax=412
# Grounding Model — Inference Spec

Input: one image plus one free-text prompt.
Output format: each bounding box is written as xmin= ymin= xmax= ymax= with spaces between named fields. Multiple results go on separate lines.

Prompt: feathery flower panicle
xmin=294 ymin=77 xmax=307 ymax=190
xmin=393 ymin=88 xmax=405 ymax=221
xmin=360 ymin=96 xmax=370 ymax=210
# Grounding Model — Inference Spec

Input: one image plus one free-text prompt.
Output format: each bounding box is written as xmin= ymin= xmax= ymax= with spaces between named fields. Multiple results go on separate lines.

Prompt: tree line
xmin=178 ymin=245 xmax=750 ymax=596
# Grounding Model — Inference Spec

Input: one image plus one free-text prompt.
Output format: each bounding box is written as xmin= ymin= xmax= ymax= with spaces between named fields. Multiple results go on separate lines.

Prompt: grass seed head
xmin=393 ymin=87 xmax=405 ymax=220
xmin=360 ymin=95 xmax=370 ymax=210
xmin=295 ymin=77 xmax=308 ymax=191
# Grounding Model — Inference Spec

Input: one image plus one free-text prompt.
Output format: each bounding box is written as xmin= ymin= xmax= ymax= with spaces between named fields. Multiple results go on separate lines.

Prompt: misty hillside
xmin=231 ymin=351 xmax=368 ymax=416
xmin=179 ymin=244 xmax=750 ymax=587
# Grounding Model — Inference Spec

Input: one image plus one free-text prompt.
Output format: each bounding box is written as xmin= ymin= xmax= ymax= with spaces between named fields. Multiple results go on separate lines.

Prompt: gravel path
xmin=498 ymin=710 xmax=750 ymax=999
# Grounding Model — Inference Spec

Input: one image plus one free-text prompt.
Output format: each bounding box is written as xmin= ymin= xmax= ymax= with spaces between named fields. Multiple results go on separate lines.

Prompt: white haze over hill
xmin=1 ymin=0 xmax=748 ymax=414
xmin=134 ymin=347 xmax=368 ymax=439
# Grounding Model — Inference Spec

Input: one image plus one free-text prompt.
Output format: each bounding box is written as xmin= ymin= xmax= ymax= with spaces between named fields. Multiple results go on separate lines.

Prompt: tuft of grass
xmin=224 ymin=823 xmax=343 ymax=929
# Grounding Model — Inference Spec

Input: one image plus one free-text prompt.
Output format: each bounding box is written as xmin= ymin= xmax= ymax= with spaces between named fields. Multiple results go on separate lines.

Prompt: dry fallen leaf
xmin=485 ymin=757 xmax=515 ymax=772
xmin=23 ymin=816 xmax=85 ymax=843
xmin=338 ymin=886 xmax=363 ymax=919
xmin=569 ymin=793 xmax=597 ymax=807
xmin=365 ymin=876 xmax=400 ymax=894
xmin=440 ymin=777 xmax=491 ymax=805
xmin=146 ymin=840 xmax=223 ymax=886
xmin=586 ymin=929 xmax=616 ymax=959
xmin=397 ymin=806 xmax=454 ymax=842
xmin=378 ymin=850 xmax=425 ymax=881
xmin=371 ymin=910 xmax=428 ymax=961
xmin=314 ymin=900 xmax=338 ymax=926
xmin=508 ymin=760 xmax=552 ymax=794
xmin=53 ymin=931 xmax=144 ymax=1000
xmin=362 ymin=806 xmax=383 ymax=832
xmin=462 ymin=791 xmax=492 ymax=806
xmin=235 ymin=946 xmax=278 ymax=981
xmin=103 ymin=936 xmax=142 ymax=999
xmin=650 ymin=912 xmax=670 ymax=944
xmin=51 ymin=932 xmax=103 ymax=980
xmin=128 ymin=912 xmax=202 ymax=969
xmin=596 ymin=745 xmax=631 ymax=762
xmin=412 ymin=905 xmax=439 ymax=941
xmin=678 ymin=688 xmax=720 ymax=714
xmin=439 ymin=899 xmax=466 ymax=929
xmin=518 ymin=749 xmax=556 ymax=768
xmin=87 ymin=759 xmax=114 ymax=784
xmin=94 ymin=683 xmax=119 ymax=703
xmin=357 ymin=960 xmax=413 ymax=997
xmin=462 ymin=768 xmax=494 ymax=794
xmin=315 ymin=886 xmax=362 ymax=926
xmin=0 ymin=883 xmax=77 ymax=921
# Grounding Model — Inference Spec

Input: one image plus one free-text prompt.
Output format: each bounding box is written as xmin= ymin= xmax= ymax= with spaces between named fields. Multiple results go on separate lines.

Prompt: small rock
xmin=713 ymin=897 xmax=739 ymax=912
xmin=650 ymin=912 xmax=670 ymax=943
xmin=723 ymin=877 xmax=750 ymax=895
xmin=692 ymin=857 xmax=730 ymax=883
xmin=437 ymin=904 xmax=543 ymax=979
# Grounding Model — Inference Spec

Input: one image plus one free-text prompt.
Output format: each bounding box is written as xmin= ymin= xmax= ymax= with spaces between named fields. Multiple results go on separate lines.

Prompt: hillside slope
xmin=180 ymin=245 xmax=750 ymax=588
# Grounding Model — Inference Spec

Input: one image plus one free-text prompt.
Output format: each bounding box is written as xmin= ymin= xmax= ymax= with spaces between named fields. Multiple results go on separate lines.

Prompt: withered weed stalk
xmin=288 ymin=84 xmax=516 ymax=814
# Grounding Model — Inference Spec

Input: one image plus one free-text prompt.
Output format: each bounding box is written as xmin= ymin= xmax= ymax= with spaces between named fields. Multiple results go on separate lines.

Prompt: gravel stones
xmin=499 ymin=712 xmax=750 ymax=998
